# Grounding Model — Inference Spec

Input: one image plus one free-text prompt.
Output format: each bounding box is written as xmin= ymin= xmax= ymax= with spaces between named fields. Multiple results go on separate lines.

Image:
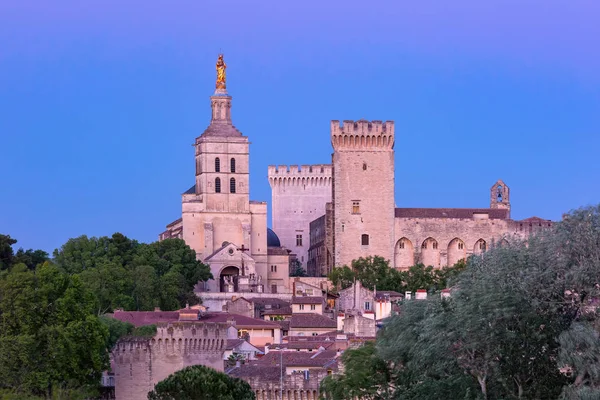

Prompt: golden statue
xmin=216 ymin=54 xmax=226 ymax=89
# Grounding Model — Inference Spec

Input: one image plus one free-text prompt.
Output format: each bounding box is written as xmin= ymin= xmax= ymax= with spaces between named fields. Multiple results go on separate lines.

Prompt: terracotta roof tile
xmin=292 ymin=296 xmax=325 ymax=305
xmin=395 ymin=207 xmax=509 ymax=219
xmin=290 ymin=313 xmax=337 ymax=329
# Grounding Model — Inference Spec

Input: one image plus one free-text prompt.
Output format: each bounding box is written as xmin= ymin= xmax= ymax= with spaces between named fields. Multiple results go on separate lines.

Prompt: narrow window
xmin=230 ymin=158 xmax=236 ymax=173
xmin=310 ymin=304 xmax=316 ymax=310
xmin=296 ymin=234 xmax=303 ymax=246
xmin=458 ymin=242 xmax=464 ymax=250
xmin=230 ymin=178 xmax=236 ymax=193
xmin=364 ymin=301 xmax=371 ymax=311
xmin=299 ymin=304 xmax=305 ymax=310
xmin=497 ymin=185 xmax=503 ymax=202
xmin=215 ymin=178 xmax=221 ymax=193
xmin=352 ymin=201 xmax=360 ymax=214
xmin=362 ymin=163 xmax=367 ymax=171
xmin=215 ymin=157 xmax=221 ymax=172
xmin=422 ymin=241 xmax=427 ymax=249
xmin=398 ymin=240 xmax=405 ymax=249
xmin=432 ymin=241 xmax=438 ymax=250
xmin=361 ymin=234 xmax=369 ymax=246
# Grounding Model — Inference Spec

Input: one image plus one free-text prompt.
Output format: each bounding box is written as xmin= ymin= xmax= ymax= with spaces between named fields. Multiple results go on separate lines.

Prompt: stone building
xmin=228 ymin=349 xmax=338 ymax=400
xmin=268 ymin=164 xmax=332 ymax=267
xmin=160 ymin=54 xmax=291 ymax=294
xmin=113 ymin=321 xmax=229 ymax=400
xmin=290 ymin=122 xmax=555 ymax=272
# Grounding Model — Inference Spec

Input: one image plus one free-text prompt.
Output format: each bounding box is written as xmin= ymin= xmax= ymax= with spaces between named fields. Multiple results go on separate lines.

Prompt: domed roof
xmin=267 ymin=228 xmax=281 ymax=247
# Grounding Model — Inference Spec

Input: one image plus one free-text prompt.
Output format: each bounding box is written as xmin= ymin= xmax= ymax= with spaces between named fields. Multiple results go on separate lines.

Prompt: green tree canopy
xmin=0 ymin=263 xmax=109 ymax=398
xmin=147 ymin=365 xmax=255 ymax=400
xmin=328 ymin=256 xmax=466 ymax=294
xmin=52 ymin=233 xmax=212 ymax=312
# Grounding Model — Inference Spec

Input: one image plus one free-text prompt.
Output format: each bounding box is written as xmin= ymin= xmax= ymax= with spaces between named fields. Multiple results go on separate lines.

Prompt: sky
xmin=1 ymin=0 xmax=599 ymax=254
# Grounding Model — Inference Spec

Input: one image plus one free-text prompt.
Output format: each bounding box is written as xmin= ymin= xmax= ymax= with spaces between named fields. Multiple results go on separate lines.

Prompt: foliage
xmin=326 ymin=205 xmax=600 ymax=399
xmin=133 ymin=324 xmax=158 ymax=337
xmin=147 ymin=365 xmax=255 ymax=400
xmin=0 ymin=263 xmax=109 ymax=398
xmin=327 ymin=256 xmax=466 ymax=294
xmin=52 ymin=233 xmax=212 ymax=312
xmin=0 ymin=234 xmax=49 ymax=271
xmin=99 ymin=315 xmax=134 ymax=349
xmin=320 ymin=341 xmax=394 ymax=400
xmin=289 ymin=259 xmax=307 ymax=277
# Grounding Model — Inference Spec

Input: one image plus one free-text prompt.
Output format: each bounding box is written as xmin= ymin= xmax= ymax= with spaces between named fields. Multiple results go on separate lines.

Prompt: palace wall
xmin=113 ymin=321 xmax=229 ymax=400
xmin=268 ymin=164 xmax=332 ymax=266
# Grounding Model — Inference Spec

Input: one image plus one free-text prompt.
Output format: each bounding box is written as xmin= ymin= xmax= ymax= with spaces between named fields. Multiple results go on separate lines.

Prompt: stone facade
xmin=299 ymin=122 xmax=553 ymax=271
xmin=268 ymin=164 xmax=332 ymax=267
xmin=307 ymin=202 xmax=334 ymax=277
xmin=331 ymin=120 xmax=396 ymax=269
xmin=160 ymin=61 xmax=291 ymax=294
xmin=113 ymin=322 xmax=228 ymax=400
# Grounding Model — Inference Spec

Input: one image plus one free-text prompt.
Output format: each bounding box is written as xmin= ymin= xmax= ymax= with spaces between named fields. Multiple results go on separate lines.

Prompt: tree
xmin=289 ymin=259 xmax=307 ymax=277
xmin=0 ymin=263 xmax=109 ymax=398
xmin=0 ymin=234 xmax=17 ymax=270
xmin=13 ymin=248 xmax=49 ymax=270
xmin=320 ymin=341 xmax=394 ymax=400
xmin=327 ymin=257 xmax=465 ymax=294
xmin=53 ymin=234 xmax=212 ymax=312
xmin=147 ymin=365 xmax=255 ymax=400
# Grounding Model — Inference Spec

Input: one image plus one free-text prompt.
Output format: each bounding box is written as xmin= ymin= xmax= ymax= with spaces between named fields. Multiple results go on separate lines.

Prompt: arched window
xmin=497 ymin=185 xmax=503 ymax=202
xmin=215 ymin=178 xmax=221 ymax=193
xmin=230 ymin=158 xmax=236 ymax=173
xmin=230 ymin=178 xmax=236 ymax=193
xmin=215 ymin=157 xmax=221 ymax=172
xmin=361 ymin=234 xmax=369 ymax=246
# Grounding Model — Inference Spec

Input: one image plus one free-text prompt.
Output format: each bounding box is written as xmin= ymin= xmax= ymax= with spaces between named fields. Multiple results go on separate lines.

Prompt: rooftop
xmin=395 ymin=207 xmax=509 ymax=220
xmin=290 ymin=313 xmax=337 ymax=329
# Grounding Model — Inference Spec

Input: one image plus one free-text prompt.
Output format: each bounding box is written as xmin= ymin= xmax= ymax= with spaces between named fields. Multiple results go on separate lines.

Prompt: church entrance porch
xmin=220 ymin=266 xmax=240 ymax=292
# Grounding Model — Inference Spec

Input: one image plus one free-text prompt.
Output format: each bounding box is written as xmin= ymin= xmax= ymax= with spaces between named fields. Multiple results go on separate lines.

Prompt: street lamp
xmin=275 ymin=347 xmax=286 ymax=400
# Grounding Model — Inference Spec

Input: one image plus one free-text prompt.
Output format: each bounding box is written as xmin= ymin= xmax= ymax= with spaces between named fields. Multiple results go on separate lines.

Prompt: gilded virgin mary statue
xmin=216 ymin=54 xmax=226 ymax=89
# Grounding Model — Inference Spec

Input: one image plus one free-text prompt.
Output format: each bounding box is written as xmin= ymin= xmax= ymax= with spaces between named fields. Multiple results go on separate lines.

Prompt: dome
xmin=267 ymin=228 xmax=281 ymax=247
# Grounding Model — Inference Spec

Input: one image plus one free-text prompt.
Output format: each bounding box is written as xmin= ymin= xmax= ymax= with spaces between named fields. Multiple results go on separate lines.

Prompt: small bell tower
xmin=490 ymin=180 xmax=510 ymax=218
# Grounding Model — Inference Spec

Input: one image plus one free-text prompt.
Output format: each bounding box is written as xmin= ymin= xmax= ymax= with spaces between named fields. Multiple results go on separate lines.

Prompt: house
xmin=291 ymin=296 xmax=325 ymax=315
xmin=223 ymin=339 xmax=263 ymax=368
xmin=289 ymin=313 xmax=337 ymax=337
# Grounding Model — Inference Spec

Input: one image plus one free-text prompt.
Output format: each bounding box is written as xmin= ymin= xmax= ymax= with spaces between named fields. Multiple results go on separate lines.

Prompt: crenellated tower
xmin=113 ymin=321 xmax=231 ymax=400
xmin=268 ymin=164 xmax=332 ymax=266
xmin=331 ymin=119 xmax=396 ymax=267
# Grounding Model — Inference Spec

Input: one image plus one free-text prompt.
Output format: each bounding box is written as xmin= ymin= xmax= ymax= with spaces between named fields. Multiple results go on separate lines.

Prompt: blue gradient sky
xmin=1 ymin=1 xmax=599 ymax=253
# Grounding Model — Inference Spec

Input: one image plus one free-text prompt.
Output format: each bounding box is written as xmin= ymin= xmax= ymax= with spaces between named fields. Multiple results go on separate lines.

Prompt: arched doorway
xmin=220 ymin=266 xmax=240 ymax=292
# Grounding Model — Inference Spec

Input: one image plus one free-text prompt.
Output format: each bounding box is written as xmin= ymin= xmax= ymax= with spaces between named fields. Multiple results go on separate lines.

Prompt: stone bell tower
xmin=490 ymin=179 xmax=510 ymax=218
xmin=179 ymin=54 xmax=268 ymax=292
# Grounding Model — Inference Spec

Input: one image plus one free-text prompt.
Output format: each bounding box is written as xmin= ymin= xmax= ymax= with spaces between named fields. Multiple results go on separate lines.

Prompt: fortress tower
xmin=113 ymin=321 xmax=230 ymax=400
xmin=268 ymin=164 xmax=332 ymax=266
xmin=331 ymin=120 xmax=396 ymax=267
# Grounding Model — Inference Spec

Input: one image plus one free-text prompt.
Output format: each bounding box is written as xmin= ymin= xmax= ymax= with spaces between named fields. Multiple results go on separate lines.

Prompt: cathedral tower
xmin=179 ymin=54 xmax=268 ymax=292
xmin=331 ymin=120 xmax=395 ymax=268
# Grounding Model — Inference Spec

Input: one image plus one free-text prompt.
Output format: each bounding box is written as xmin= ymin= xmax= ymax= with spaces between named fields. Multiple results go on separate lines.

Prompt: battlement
xmin=113 ymin=321 xmax=230 ymax=363
xmin=268 ymin=164 xmax=333 ymax=188
xmin=331 ymin=119 xmax=394 ymax=136
xmin=268 ymin=164 xmax=332 ymax=176
xmin=331 ymin=119 xmax=394 ymax=150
